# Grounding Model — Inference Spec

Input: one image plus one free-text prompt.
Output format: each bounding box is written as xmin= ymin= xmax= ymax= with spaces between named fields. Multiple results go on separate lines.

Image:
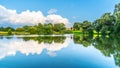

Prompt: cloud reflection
xmin=0 ymin=37 xmax=71 ymax=59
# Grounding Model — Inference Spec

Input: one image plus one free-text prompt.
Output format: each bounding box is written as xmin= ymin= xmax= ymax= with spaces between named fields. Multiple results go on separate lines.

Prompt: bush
xmin=8 ymin=29 xmax=12 ymax=35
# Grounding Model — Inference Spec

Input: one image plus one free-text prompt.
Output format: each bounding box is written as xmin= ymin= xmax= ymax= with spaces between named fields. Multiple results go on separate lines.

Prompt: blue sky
xmin=0 ymin=0 xmax=120 ymax=27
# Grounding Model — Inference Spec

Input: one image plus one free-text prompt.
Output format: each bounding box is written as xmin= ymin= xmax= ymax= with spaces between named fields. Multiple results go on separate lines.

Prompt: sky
xmin=0 ymin=0 xmax=120 ymax=28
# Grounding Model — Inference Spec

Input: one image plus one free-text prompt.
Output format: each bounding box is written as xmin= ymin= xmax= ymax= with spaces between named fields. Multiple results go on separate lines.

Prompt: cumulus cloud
xmin=47 ymin=8 xmax=57 ymax=14
xmin=46 ymin=14 xmax=69 ymax=25
xmin=0 ymin=5 xmax=69 ymax=27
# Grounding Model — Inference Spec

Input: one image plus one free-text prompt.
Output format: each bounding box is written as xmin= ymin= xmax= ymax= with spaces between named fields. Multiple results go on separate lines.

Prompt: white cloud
xmin=48 ymin=8 xmax=57 ymax=14
xmin=0 ymin=5 xmax=70 ymax=27
xmin=46 ymin=14 xmax=69 ymax=26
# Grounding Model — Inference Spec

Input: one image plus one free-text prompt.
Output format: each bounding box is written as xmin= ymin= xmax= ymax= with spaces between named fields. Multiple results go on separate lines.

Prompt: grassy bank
xmin=0 ymin=32 xmax=30 ymax=35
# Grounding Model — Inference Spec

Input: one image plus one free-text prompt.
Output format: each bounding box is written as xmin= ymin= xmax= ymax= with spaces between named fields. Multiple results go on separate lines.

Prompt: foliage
xmin=1 ymin=3 xmax=120 ymax=35
xmin=0 ymin=27 xmax=15 ymax=31
xmin=53 ymin=23 xmax=66 ymax=34
xmin=43 ymin=23 xmax=53 ymax=35
xmin=7 ymin=29 xmax=12 ymax=35
xmin=73 ymin=3 xmax=120 ymax=35
xmin=16 ymin=28 xmax=25 ymax=32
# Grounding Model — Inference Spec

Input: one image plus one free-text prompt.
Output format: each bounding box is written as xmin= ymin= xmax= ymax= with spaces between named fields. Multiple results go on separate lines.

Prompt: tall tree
xmin=37 ymin=23 xmax=43 ymax=34
xmin=73 ymin=22 xmax=82 ymax=30
xmin=43 ymin=23 xmax=53 ymax=35
xmin=53 ymin=23 xmax=66 ymax=34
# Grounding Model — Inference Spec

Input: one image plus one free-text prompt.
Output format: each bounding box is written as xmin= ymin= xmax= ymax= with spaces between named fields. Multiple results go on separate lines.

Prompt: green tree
xmin=43 ymin=23 xmax=53 ymax=35
xmin=37 ymin=23 xmax=44 ymax=34
xmin=53 ymin=23 xmax=66 ymax=34
xmin=114 ymin=19 xmax=120 ymax=34
xmin=5 ymin=27 xmax=15 ymax=31
xmin=114 ymin=3 xmax=120 ymax=13
xmin=28 ymin=27 xmax=37 ymax=34
xmin=8 ymin=29 xmax=12 ymax=35
xmin=16 ymin=28 xmax=25 ymax=32
xmin=23 ymin=25 xmax=30 ymax=32
xmin=93 ymin=19 xmax=103 ymax=34
xmin=82 ymin=20 xmax=92 ymax=33
xmin=73 ymin=22 xmax=82 ymax=30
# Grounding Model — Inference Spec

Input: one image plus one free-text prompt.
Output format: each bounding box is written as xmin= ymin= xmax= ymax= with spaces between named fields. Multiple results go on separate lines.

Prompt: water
xmin=0 ymin=34 xmax=119 ymax=68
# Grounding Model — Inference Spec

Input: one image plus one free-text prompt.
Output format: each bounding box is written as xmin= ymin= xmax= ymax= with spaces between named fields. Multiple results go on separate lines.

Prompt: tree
xmin=53 ymin=23 xmax=66 ymax=34
xmin=5 ymin=27 xmax=15 ymax=31
xmin=16 ymin=28 xmax=25 ymax=32
xmin=114 ymin=19 xmax=120 ymax=34
xmin=23 ymin=25 xmax=30 ymax=32
xmin=0 ymin=27 xmax=15 ymax=32
xmin=93 ymin=19 xmax=102 ymax=35
xmin=0 ymin=27 xmax=4 ymax=31
xmin=28 ymin=27 xmax=37 ymax=34
xmin=43 ymin=23 xmax=53 ymax=35
xmin=73 ymin=22 xmax=82 ymax=30
xmin=82 ymin=20 xmax=91 ymax=31
xmin=37 ymin=23 xmax=43 ymax=34
xmin=8 ymin=29 xmax=12 ymax=35
xmin=114 ymin=3 xmax=120 ymax=13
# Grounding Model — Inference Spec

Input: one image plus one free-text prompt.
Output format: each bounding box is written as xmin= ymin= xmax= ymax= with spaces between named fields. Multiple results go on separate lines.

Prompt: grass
xmin=73 ymin=30 xmax=82 ymax=34
xmin=0 ymin=32 xmax=8 ymax=35
xmin=0 ymin=30 xmax=111 ymax=36
xmin=14 ymin=32 xmax=30 ymax=35
xmin=0 ymin=31 xmax=30 ymax=35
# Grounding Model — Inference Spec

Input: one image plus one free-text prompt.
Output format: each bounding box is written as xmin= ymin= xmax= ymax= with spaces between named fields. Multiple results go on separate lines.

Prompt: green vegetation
xmin=0 ymin=23 xmax=71 ymax=35
xmin=19 ymin=36 xmax=66 ymax=44
xmin=7 ymin=29 xmax=12 ymax=35
xmin=73 ymin=3 xmax=120 ymax=36
xmin=1 ymin=3 xmax=120 ymax=35
xmin=73 ymin=34 xmax=120 ymax=67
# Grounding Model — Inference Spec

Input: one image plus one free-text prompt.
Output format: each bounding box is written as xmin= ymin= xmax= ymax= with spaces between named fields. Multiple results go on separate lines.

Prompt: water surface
xmin=0 ymin=35 xmax=119 ymax=68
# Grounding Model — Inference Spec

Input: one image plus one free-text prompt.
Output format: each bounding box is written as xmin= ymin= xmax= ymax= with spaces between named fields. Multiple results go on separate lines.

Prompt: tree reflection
xmin=93 ymin=36 xmax=114 ymax=57
xmin=73 ymin=34 xmax=93 ymax=47
xmin=1 ymin=34 xmax=120 ymax=67
xmin=73 ymin=34 xmax=120 ymax=67
xmin=93 ymin=36 xmax=120 ymax=67
xmin=21 ymin=36 xmax=66 ymax=44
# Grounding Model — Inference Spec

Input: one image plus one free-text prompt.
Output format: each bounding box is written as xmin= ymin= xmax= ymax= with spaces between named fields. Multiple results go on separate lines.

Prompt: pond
xmin=0 ymin=34 xmax=119 ymax=68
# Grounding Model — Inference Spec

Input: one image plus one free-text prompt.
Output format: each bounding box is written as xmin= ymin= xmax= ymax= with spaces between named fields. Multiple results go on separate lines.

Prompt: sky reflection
xmin=0 ymin=36 xmax=71 ymax=59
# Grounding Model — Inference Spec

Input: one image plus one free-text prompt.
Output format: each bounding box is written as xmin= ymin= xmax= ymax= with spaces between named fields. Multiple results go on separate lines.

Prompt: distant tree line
xmin=0 ymin=23 xmax=72 ymax=35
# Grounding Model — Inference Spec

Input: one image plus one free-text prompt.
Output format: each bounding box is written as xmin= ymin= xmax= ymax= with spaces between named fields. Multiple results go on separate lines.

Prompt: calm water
xmin=0 ymin=34 xmax=119 ymax=68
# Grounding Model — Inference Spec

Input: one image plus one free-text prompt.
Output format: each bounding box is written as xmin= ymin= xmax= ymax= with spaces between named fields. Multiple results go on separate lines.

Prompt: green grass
xmin=0 ymin=32 xmax=8 ymax=35
xmin=0 ymin=30 xmax=111 ymax=36
xmin=14 ymin=32 xmax=30 ymax=35
xmin=73 ymin=30 xmax=82 ymax=34
xmin=0 ymin=31 xmax=30 ymax=35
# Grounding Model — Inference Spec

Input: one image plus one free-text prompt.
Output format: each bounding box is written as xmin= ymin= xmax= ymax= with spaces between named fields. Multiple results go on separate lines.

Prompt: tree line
xmin=73 ymin=3 xmax=120 ymax=35
xmin=0 ymin=23 xmax=72 ymax=35
xmin=1 ymin=3 xmax=120 ymax=35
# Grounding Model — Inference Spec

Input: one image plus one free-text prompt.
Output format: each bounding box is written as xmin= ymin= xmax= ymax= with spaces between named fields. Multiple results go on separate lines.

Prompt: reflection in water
xmin=73 ymin=35 xmax=93 ymax=47
xmin=73 ymin=35 xmax=120 ymax=67
xmin=22 ymin=36 xmax=66 ymax=44
xmin=0 ymin=36 xmax=71 ymax=59
xmin=0 ymin=35 xmax=120 ymax=67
